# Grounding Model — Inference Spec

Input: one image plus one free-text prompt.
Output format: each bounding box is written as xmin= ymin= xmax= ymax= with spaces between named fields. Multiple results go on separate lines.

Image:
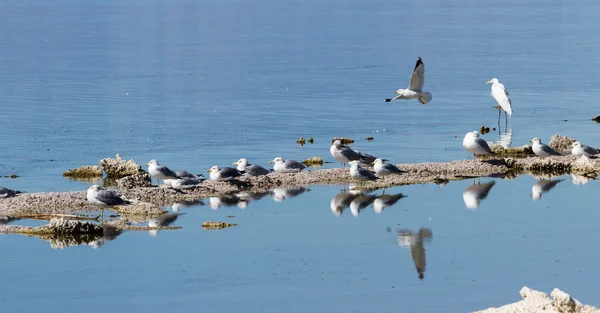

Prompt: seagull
xmin=486 ymin=78 xmax=513 ymax=121
xmin=571 ymin=141 xmax=599 ymax=157
xmin=164 ymin=171 xmax=204 ymax=186
xmin=462 ymin=131 xmax=495 ymax=158
xmin=269 ymin=157 xmax=306 ymax=172
xmin=462 ymin=180 xmax=496 ymax=209
xmin=233 ymin=158 xmax=270 ymax=176
xmin=146 ymin=159 xmax=181 ymax=185
xmin=330 ymin=140 xmax=362 ymax=167
xmin=170 ymin=176 xmax=205 ymax=189
xmin=530 ymin=138 xmax=561 ymax=157
xmin=385 ymin=57 xmax=432 ymax=105
xmin=373 ymin=158 xmax=405 ymax=177
xmin=0 ymin=186 xmax=22 ymax=198
xmin=373 ymin=193 xmax=405 ymax=213
xmin=349 ymin=160 xmax=378 ymax=182
xmin=86 ymin=185 xmax=129 ymax=207
xmin=207 ymin=166 xmax=243 ymax=181
xmin=531 ymin=179 xmax=564 ymax=200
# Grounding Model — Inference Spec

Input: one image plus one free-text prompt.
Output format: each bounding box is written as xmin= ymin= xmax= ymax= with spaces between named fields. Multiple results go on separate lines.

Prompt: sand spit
xmin=473 ymin=286 xmax=599 ymax=313
xmin=0 ymin=155 xmax=598 ymax=216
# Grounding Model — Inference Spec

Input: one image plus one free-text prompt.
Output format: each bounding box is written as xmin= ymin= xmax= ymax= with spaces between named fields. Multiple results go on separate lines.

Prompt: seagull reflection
xmin=171 ymin=199 xmax=204 ymax=213
xmin=236 ymin=191 xmax=270 ymax=209
xmin=148 ymin=213 xmax=185 ymax=236
xmin=396 ymin=227 xmax=433 ymax=280
xmin=531 ymin=179 xmax=564 ymax=200
xmin=372 ymin=193 xmax=405 ymax=213
xmin=88 ymin=224 xmax=124 ymax=249
xmin=330 ymin=188 xmax=363 ymax=216
xmin=462 ymin=180 xmax=496 ymax=209
xmin=570 ymin=174 xmax=595 ymax=186
xmin=350 ymin=194 xmax=378 ymax=217
xmin=209 ymin=194 xmax=242 ymax=210
xmin=269 ymin=187 xmax=311 ymax=202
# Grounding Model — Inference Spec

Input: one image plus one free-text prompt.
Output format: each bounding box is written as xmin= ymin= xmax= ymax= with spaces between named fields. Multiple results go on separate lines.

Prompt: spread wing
xmin=408 ymin=57 xmax=425 ymax=91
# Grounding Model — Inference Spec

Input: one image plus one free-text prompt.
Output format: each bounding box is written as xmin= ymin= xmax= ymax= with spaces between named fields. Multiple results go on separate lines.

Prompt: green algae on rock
xmin=201 ymin=220 xmax=238 ymax=230
xmin=302 ymin=156 xmax=324 ymax=166
xmin=62 ymin=165 xmax=103 ymax=178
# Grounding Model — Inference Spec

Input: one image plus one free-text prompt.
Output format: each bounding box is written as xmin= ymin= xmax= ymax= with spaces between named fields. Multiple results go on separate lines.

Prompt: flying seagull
xmin=385 ymin=57 xmax=432 ymax=105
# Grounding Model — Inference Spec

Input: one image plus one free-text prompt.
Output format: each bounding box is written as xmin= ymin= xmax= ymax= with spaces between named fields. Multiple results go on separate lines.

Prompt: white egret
xmin=486 ymin=78 xmax=512 ymax=121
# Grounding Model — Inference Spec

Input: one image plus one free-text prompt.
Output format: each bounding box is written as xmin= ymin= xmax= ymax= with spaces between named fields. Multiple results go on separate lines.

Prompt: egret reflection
xmin=462 ymin=180 xmax=496 ymax=209
xmin=397 ymin=227 xmax=433 ymax=280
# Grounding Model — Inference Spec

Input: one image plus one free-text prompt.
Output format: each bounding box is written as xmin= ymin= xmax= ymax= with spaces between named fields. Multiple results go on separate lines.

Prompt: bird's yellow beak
xmin=232 ymin=161 xmax=237 ymax=165
xmin=394 ymin=90 xmax=400 ymax=95
xmin=371 ymin=161 xmax=375 ymax=165
xmin=485 ymin=80 xmax=493 ymax=84
xmin=268 ymin=160 xmax=274 ymax=164
xmin=206 ymin=169 xmax=211 ymax=172
xmin=528 ymin=140 xmax=532 ymax=142
xmin=145 ymin=163 xmax=149 ymax=166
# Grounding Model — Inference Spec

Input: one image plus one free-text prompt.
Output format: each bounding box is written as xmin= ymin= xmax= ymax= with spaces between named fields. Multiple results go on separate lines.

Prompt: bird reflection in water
xmin=396 ymin=227 xmax=433 ymax=280
xmin=88 ymin=224 xmax=124 ymax=249
xmin=269 ymin=187 xmax=311 ymax=202
xmin=148 ymin=213 xmax=185 ymax=237
xmin=462 ymin=180 xmax=496 ymax=209
xmin=171 ymin=199 xmax=204 ymax=213
xmin=330 ymin=185 xmax=405 ymax=217
xmin=497 ymin=126 xmax=512 ymax=149
xmin=209 ymin=194 xmax=243 ymax=210
xmin=531 ymin=178 xmax=563 ymax=200
xmin=570 ymin=174 xmax=595 ymax=186
xmin=236 ymin=191 xmax=270 ymax=209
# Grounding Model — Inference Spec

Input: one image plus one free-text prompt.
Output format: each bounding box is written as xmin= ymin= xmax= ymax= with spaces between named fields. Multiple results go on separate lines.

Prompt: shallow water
xmin=1 ymin=0 xmax=600 ymax=311
xmin=1 ymin=175 xmax=600 ymax=312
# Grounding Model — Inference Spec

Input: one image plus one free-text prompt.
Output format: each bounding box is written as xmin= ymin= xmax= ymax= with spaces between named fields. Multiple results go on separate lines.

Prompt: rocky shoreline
xmin=0 ymin=154 xmax=598 ymax=217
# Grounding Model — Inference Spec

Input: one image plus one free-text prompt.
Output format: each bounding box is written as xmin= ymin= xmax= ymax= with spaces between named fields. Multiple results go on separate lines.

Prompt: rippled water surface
xmin=1 ymin=0 xmax=600 ymax=311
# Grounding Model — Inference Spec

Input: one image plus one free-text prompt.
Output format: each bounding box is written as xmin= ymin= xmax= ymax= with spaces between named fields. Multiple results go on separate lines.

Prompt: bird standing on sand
xmin=373 ymin=158 xmax=405 ymax=177
xmin=571 ymin=142 xmax=599 ymax=157
xmin=349 ymin=160 xmax=378 ymax=182
xmin=146 ymin=159 xmax=181 ymax=185
xmin=385 ymin=57 xmax=432 ymax=105
xmin=269 ymin=157 xmax=306 ymax=172
xmin=330 ymin=140 xmax=363 ymax=167
xmin=233 ymin=158 xmax=270 ymax=176
xmin=207 ymin=166 xmax=243 ymax=181
xmin=462 ymin=131 xmax=495 ymax=159
xmin=530 ymin=138 xmax=560 ymax=157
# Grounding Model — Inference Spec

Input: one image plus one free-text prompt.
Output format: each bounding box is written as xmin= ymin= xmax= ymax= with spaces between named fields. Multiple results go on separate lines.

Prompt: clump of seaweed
xmin=302 ymin=156 xmax=324 ymax=167
xmin=592 ymin=115 xmax=600 ymax=123
xmin=308 ymin=137 xmax=314 ymax=144
xmin=332 ymin=137 xmax=354 ymax=145
xmin=479 ymin=125 xmax=490 ymax=135
xmin=488 ymin=143 xmax=534 ymax=157
xmin=62 ymin=165 xmax=103 ymax=178
xmin=201 ymin=220 xmax=238 ymax=230
xmin=366 ymin=137 xmax=374 ymax=141
xmin=296 ymin=137 xmax=306 ymax=146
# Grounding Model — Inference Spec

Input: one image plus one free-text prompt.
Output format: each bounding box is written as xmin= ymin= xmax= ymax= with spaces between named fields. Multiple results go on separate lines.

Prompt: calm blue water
xmin=1 ymin=175 xmax=599 ymax=312
xmin=1 ymin=0 xmax=600 ymax=311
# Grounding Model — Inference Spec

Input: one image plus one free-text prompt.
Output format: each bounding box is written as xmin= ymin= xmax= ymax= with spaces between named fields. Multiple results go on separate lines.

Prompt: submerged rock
xmin=473 ymin=286 xmax=599 ymax=313
xmin=117 ymin=170 xmax=152 ymax=189
xmin=62 ymin=165 xmax=103 ymax=178
xmin=488 ymin=143 xmax=534 ymax=156
xmin=111 ymin=202 xmax=166 ymax=216
xmin=549 ymin=135 xmax=576 ymax=152
xmin=302 ymin=156 xmax=324 ymax=166
xmin=100 ymin=154 xmax=141 ymax=178
xmin=201 ymin=220 xmax=238 ymax=230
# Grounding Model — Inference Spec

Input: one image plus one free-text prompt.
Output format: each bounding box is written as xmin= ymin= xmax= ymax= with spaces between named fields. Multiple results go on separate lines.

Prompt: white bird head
xmin=207 ymin=165 xmax=220 ymax=173
xmin=233 ymin=158 xmax=248 ymax=166
xmin=394 ymin=89 xmax=404 ymax=95
xmin=332 ymin=140 xmax=342 ymax=147
xmin=485 ymin=78 xmax=499 ymax=84
xmin=572 ymin=141 xmax=582 ymax=149
xmin=146 ymin=159 xmax=158 ymax=167
xmin=372 ymin=158 xmax=384 ymax=166
xmin=269 ymin=157 xmax=285 ymax=164
xmin=349 ymin=160 xmax=360 ymax=168
xmin=88 ymin=185 xmax=102 ymax=192
xmin=465 ymin=131 xmax=480 ymax=139
xmin=529 ymin=138 xmax=541 ymax=144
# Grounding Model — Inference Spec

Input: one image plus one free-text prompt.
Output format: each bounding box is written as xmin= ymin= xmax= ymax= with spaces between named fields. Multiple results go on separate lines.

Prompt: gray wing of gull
xmin=219 ymin=167 xmax=242 ymax=178
xmin=408 ymin=57 xmax=425 ymax=91
xmin=339 ymin=146 xmax=362 ymax=161
xmin=358 ymin=167 xmax=378 ymax=180
xmin=285 ymin=160 xmax=306 ymax=171
xmin=583 ymin=145 xmax=600 ymax=155
xmin=475 ymin=137 xmax=495 ymax=155
xmin=245 ymin=164 xmax=270 ymax=176
xmin=540 ymin=144 xmax=561 ymax=156
xmin=534 ymin=179 xmax=564 ymax=193
xmin=377 ymin=193 xmax=405 ymax=206
xmin=156 ymin=165 xmax=180 ymax=178
xmin=0 ymin=187 xmax=20 ymax=198
xmin=464 ymin=181 xmax=496 ymax=200
xmin=96 ymin=190 xmax=127 ymax=205
xmin=383 ymin=162 xmax=405 ymax=173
